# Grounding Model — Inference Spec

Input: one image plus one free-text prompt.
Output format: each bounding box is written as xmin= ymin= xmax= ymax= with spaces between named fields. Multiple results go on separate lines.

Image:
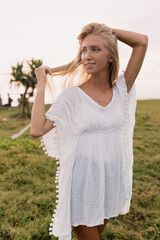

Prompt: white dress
xmin=41 ymin=72 xmax=137 ymax=240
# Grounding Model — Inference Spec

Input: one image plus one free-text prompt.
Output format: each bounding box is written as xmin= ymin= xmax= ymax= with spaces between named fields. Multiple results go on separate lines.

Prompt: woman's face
xmin=81 ymin=34 xmax=112 ymax=75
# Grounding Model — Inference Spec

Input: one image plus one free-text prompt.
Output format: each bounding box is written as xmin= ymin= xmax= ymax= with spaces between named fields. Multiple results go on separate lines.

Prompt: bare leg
xmin=97 ymin=219 xmax=109 ymax=237
xmin=72 ymin=225 xmax=100 ymax=240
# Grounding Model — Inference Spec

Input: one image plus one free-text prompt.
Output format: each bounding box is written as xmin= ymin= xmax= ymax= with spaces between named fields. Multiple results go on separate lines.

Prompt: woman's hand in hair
xmin=34 ymin=66 xmax=52 ymax=86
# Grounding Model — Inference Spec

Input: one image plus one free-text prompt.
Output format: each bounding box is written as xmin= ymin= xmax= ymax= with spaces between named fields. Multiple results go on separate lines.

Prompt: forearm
xmin=111 ymin=28 xmax=148 ymax=48
xmin=30 ymin=83 xmax=46 ymax=137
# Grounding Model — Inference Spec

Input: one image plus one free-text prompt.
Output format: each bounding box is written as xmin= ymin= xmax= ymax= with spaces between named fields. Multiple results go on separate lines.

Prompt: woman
xmin=30 ymin=23 xmax=148 ymax=240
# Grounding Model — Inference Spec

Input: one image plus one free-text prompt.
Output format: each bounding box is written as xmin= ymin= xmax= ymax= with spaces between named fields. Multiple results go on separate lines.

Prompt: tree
xmin=10 ymin=58 xmax=43 ymax=118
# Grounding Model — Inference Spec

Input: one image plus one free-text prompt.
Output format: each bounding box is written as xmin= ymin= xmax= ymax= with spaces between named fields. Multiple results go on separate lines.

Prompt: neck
xmin=87 ymin=71 xmax=111 ymax=92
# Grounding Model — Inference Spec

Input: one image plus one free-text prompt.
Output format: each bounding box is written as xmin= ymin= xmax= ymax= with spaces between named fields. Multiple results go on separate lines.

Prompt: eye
xmin=93 ymin=48 xmax=100 ymax=52
xmin=81 ymin=49 xmax=86 ymax=53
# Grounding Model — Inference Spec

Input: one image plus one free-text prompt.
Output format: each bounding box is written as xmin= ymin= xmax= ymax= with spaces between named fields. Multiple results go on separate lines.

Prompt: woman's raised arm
xmin=30 ymin=66 xmax=54 ymax=138
xmin=111 ymin=28 xmax=148 ymax=93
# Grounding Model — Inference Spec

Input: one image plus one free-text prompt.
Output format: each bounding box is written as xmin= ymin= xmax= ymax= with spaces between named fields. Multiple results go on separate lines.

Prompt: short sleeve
xmin=40 ymin=89 xmax=69 ymax=159
xmin=45 ymin=92 xmax=67 ymax=127
xmin=114 ymin=71 xmax=129 ymax=107
xmin=114 ymin=71 xmax=137 ymax=127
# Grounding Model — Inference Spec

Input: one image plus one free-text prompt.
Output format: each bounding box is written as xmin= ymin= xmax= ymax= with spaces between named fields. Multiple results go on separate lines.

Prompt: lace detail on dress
xmin=40 ymin=87 xmax=77 ymax=239
xmin=116 ymin=71 xmax=137 ymax=214
xmin=40 ymin=121 xmax=61 ymax=236
xmin=119 ymin=73 xmax=131 ymax=191
xmin=41 ymin=122 xmax=59 ymax=159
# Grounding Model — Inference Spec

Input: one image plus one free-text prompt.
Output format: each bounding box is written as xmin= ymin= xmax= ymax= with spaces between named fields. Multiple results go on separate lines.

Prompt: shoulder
xmin=113 ymin=72 xmax=127 ymax=95
xmin=47 ymin=86 xmax=76 ymax=116
xmin=114 ymin=72 xmax=125 ymax=86
xmin=56 ymin=86 xmax=76 ymax=102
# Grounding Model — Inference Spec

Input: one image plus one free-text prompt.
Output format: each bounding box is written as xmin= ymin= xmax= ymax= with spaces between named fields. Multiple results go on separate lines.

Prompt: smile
xmin=85 ymin=63 xmax=95 ymax=67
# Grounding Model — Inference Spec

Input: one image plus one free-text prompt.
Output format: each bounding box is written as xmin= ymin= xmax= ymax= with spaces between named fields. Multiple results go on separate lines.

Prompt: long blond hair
xmin=47 ymin=22 xmax=119 ymax=100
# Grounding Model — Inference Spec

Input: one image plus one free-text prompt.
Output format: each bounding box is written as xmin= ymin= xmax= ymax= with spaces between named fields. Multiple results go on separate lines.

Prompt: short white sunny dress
xmin=41 ymin=72 xmax=137 ymax=240
xmin=71 ymin=82 xmax=126 ymax=226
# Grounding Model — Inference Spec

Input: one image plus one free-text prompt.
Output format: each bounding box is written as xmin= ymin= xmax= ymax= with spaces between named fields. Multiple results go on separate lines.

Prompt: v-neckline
xmin=74 ymin=86 xmax=115 ymax=109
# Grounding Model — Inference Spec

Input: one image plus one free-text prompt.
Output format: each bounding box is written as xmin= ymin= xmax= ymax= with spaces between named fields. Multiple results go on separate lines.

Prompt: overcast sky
xmin=0 ymin=0 xmax=160 ymax=105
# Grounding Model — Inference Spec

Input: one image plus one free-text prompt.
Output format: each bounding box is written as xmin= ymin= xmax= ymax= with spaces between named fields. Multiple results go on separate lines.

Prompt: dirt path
xmin=11 ymin=123 xmax=31 ymax=139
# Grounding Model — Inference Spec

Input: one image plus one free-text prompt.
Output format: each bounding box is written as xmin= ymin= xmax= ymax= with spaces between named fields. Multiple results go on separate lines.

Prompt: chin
xmin=85 ymin=69 xmax=96 ymax=74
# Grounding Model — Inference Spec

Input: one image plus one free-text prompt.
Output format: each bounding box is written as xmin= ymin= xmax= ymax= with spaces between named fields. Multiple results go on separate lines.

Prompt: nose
xmin=83 ymin=50 xmax=92 ymax=60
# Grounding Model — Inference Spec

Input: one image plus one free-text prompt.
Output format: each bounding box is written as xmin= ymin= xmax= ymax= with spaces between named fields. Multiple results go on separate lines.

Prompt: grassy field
xmin=0 ymin=101 xmax=160 ymax=240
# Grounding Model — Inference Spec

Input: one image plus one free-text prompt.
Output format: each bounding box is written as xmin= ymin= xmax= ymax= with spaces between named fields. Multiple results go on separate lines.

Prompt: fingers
xmin=44 ymin=66 xmax=52 ymax=75
xmin=34 ymin=66 xmax=52 ymax=85
xmin=35 ymin=66 xmax=52 ymax=76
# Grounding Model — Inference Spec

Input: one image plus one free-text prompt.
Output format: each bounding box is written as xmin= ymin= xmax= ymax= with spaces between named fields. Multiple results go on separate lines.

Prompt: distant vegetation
xmin=10 ymin=58 xmax=43 ymax=118
xmin=0 ymin=100 xmax=160 ymax=239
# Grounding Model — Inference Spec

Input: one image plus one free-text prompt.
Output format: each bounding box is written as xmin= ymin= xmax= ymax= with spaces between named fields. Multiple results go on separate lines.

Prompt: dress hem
xmin=71 ymin=209 xmax=129 ymax=227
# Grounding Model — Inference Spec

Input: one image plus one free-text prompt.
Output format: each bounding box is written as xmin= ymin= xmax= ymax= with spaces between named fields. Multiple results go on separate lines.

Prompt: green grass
xmin=0 ymin=100 xmax=160 ymax=240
